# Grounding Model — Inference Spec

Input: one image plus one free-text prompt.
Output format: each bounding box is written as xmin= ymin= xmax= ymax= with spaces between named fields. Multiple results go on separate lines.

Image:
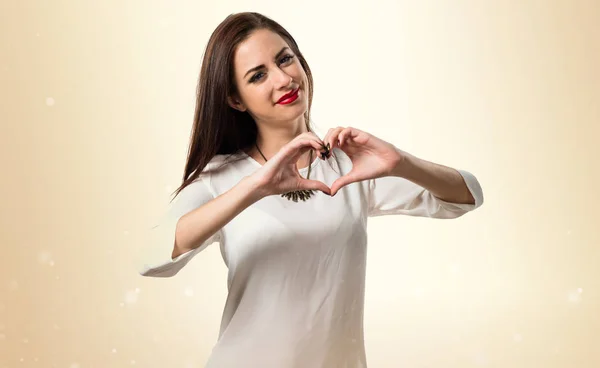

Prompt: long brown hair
xmin=171 ymin=12 xmax=318 ymax=200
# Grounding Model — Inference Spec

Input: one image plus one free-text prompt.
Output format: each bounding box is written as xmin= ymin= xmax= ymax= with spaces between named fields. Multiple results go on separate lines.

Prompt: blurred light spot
xmin=37 ymin=251 xmax=53 ymax=265
xmin=513 ymin=333 xmax=523 ymax=343
xmin=184 ymin=287 xmax=194 ymax=297
xmin=112 ymin=348 xmax=117 ymax=353
xmin=46 ymin=97 xmax=55 ymax=106
xmin=125 ymin=289 xmax=139 ymax=304
xmin=568 ymin=289 xmax=582 ymax=303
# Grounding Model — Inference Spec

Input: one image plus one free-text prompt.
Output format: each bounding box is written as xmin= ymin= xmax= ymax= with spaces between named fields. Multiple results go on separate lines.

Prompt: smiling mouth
xmin=276 ymin=88 xmax=300 ymax=104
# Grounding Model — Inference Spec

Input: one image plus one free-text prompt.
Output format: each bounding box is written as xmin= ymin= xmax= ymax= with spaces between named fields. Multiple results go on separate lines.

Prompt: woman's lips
xmin=277 ymin=88 xmax=300 ymax=104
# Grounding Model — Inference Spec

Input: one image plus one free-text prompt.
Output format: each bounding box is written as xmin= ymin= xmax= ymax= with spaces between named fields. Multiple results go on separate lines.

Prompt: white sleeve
xmin=136 ymin=175 xmax=222 ymax=277
xmin=367 ymin=169 xmax=484 ymax=218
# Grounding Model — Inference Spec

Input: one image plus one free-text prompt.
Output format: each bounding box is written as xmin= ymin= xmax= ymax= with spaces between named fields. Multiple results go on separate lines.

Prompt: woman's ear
xmin=227 ymin=96 xmax=247 ymax=112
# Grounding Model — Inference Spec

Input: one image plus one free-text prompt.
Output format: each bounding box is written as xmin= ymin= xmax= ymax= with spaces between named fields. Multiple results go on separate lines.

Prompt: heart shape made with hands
xmin=314 ymin=127 xmax=403 ymax=197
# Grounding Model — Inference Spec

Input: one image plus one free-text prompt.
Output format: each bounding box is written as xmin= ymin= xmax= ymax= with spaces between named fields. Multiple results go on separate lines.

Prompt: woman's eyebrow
xmin=244 ymin=46 xmax=290 ymax=78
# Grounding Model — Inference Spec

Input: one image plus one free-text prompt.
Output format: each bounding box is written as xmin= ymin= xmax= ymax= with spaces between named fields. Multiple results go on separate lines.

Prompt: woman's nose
xmin=273 ymin=67 xmax=293 ymax=88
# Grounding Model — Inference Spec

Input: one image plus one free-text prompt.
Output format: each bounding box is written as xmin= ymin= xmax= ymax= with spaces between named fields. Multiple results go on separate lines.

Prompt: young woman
xmin=137 ymin=12 xmax=484 ymax=368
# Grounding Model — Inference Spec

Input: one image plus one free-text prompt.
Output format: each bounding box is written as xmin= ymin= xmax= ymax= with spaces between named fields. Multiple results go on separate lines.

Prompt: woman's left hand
xmin=322 ymin=126 xmax=406 ymax=196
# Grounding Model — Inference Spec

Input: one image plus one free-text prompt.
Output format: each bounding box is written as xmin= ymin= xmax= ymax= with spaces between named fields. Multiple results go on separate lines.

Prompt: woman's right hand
xmin=249 ymin=132 xmax=331 ymax=198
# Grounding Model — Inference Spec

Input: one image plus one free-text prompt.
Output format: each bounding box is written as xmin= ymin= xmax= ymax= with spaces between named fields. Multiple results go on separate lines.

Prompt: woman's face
xmin=229 ymin=29 xmax=309 ymax=124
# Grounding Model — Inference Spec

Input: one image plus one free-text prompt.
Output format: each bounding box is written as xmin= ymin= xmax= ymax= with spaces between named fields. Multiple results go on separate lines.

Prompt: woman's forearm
xmin=391 ymin=149 xmax=476 ymax=205
xmin=171 ymin=175 xmax=265 ymax=259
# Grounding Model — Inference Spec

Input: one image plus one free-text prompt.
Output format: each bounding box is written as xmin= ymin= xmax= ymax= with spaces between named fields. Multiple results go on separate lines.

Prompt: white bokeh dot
xmin=513 ymin=333 xmax=523 ymax=343
xmin=37 ymin=251 xmax=53 ymax=265
xmin=125 ymin=289 xmax=139 ymax=304
xmin=568 ymin=289 xmax=582 ymax=303
xmin=46 ymin=97 xmax=55 ymax=106
xmin=184 ymin=287 xmax=194 ymax=297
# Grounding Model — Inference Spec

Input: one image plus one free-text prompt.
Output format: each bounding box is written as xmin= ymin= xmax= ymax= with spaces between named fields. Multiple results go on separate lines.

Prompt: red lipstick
xmin=277 ymin=88 xmax=300 ymax=104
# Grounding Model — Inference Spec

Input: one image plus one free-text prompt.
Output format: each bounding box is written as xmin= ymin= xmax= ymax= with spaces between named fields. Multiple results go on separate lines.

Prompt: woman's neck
xmin=250 ymin=116 xmax=311 ymax=168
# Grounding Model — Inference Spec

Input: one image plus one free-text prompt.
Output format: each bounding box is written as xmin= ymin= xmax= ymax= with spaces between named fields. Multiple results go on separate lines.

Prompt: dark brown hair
xmin=171 ymin=12 xmax=318 ymax=200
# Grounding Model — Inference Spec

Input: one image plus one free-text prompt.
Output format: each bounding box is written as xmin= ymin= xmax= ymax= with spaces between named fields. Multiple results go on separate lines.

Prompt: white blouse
xmin=137 ymin=147 xmax=484 ymax=368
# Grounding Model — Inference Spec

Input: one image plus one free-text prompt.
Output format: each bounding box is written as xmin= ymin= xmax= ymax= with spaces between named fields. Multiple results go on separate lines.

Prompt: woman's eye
xmin=250 ymin=72 xmax=265 ymax=82
xmin=280 ymin=54 xmax=294 ymax=63
xmin=249 ymin=55 xmax=294 ymax=83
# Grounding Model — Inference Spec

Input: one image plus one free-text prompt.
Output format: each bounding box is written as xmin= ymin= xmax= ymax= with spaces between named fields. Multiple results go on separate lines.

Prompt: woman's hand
xmin=322 ymin=126 xmax=405 ymax=196
xmin=250 ymin=132 xmax=332 ymax=198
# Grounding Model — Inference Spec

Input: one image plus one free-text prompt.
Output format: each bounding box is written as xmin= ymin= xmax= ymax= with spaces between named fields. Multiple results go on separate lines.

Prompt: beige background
xmin=1 ymin=0 xmax=599 ymax=367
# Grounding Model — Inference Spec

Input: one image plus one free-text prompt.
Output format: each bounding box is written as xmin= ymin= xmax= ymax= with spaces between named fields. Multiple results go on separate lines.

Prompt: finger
xmin=326 ymin=127 xmax=345 ymax=155
xmin=299 ymin=131 xmax=326 ymax=148
xmin=302 ymin=132 xmax=332 ymax=161
xmin=330 ymin=172 xmax=358 ymax=196
xmin=337 ymin=127 xmax=354 ymax=147
xmin=299 ymin=178 xmax=331 ymax=196
xmin=321 ymin=128 xmax=334 ymax=151
xmin=284 ymin=138 xmax=325 ymax=164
